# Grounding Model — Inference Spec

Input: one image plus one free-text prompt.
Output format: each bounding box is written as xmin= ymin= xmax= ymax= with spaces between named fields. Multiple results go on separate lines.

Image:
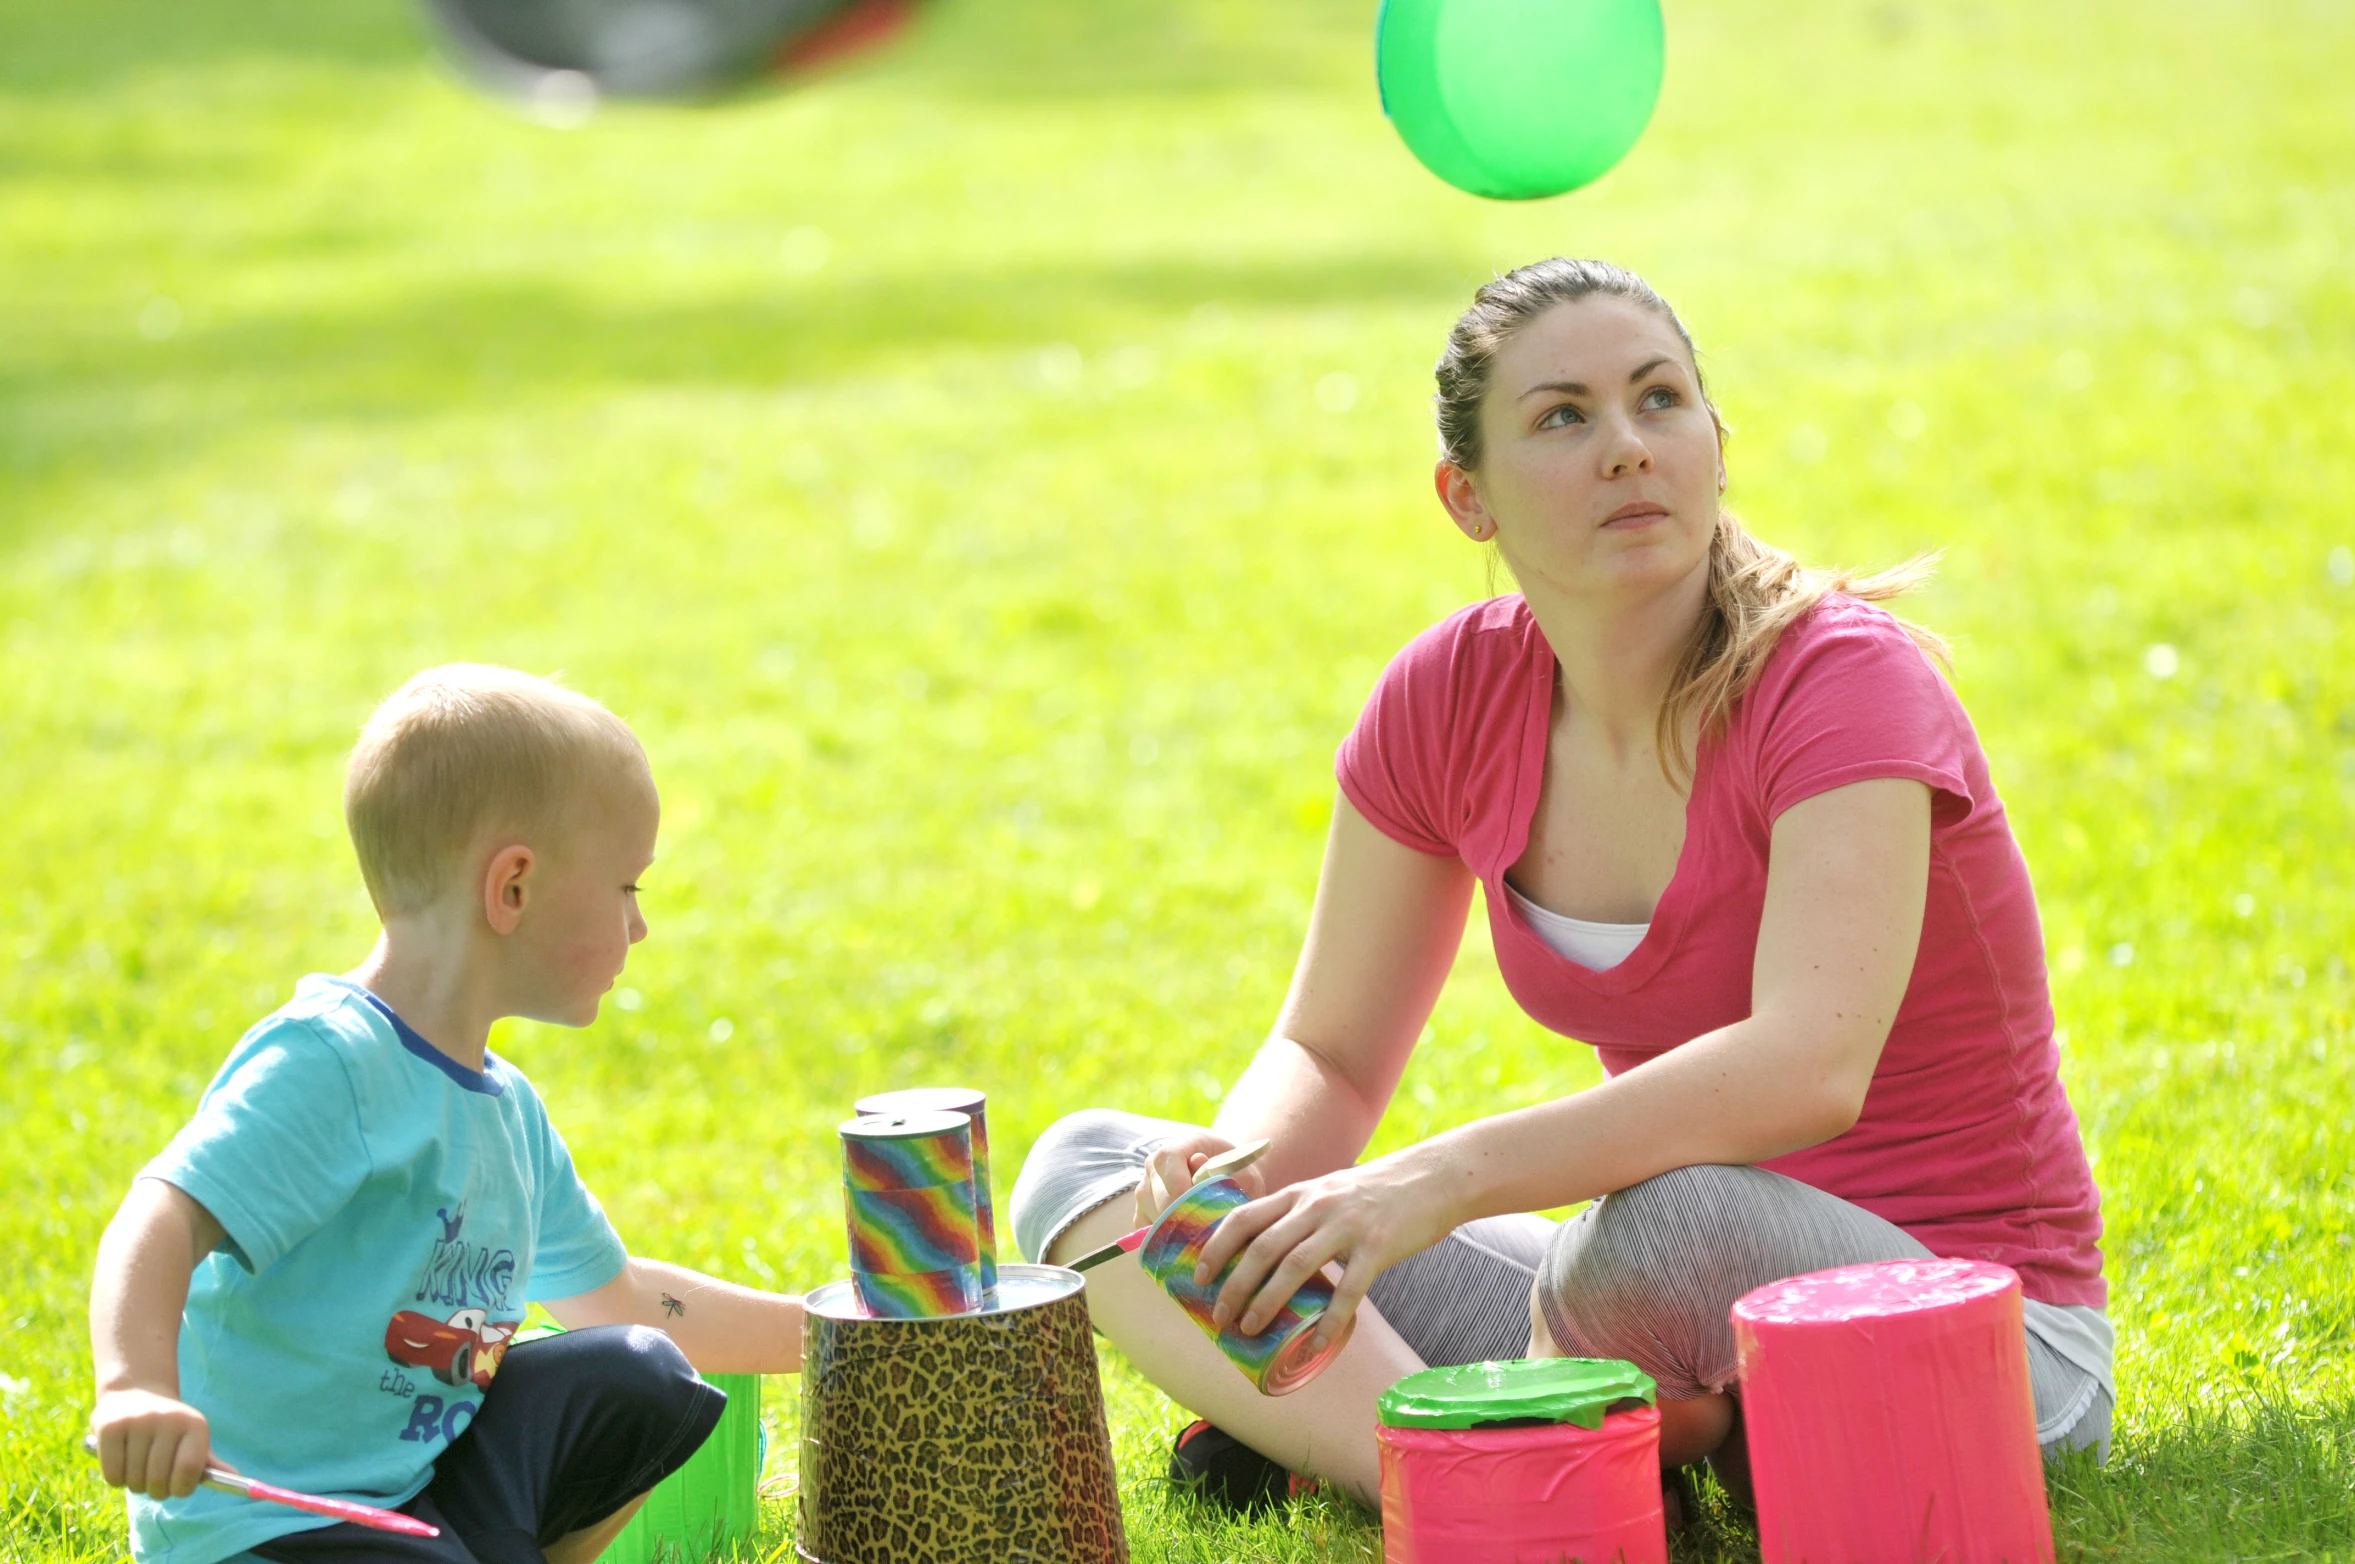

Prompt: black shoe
xmin=1166 ymin=1419 xmax=1314 ymax=1515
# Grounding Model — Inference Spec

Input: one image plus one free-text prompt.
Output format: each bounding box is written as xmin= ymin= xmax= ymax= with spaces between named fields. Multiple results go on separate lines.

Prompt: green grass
xmin=3 ymin=0 xmax=2352 ymax=1557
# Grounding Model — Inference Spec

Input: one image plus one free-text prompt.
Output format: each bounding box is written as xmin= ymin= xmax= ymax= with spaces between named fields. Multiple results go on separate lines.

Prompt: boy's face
xmin=509 ymin=764 xmax=658 ymax=1028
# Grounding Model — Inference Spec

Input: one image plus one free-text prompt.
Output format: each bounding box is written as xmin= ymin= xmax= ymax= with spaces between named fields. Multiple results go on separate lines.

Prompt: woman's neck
xmin=1517 ymin=560 xmax=1710 ymax=762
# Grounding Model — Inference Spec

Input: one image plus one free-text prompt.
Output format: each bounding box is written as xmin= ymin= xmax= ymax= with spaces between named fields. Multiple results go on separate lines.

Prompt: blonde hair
xmin=1434 ymin=258 xmax=1948 ymax=784
xmin=344 ymin=664 xmax=646 ymax=916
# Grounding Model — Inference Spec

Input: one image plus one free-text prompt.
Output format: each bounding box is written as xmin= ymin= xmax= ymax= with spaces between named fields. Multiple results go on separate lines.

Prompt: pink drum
xmin=1374 ymin=1358 xmax=1665 ymax=1564
xmin=1733 ymin=1259 xmax=2053 ymax=1564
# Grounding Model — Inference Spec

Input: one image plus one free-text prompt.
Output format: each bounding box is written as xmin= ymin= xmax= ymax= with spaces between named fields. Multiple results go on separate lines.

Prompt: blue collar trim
xmin=359 ymin=990 xmax=506 ymax=1096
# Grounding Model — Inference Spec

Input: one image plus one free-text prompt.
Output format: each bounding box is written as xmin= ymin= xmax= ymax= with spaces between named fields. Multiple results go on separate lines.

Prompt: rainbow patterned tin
xmin=1136 ymin=1174 xmax=1355 ymax=1396
xmin=841 ymin=1111 xmax=974 ymax=1190
xmin=855 ymin=1087 xmax=999 ymax=1305
xmin=839 ymin=1112 xmax=982 ymax=1319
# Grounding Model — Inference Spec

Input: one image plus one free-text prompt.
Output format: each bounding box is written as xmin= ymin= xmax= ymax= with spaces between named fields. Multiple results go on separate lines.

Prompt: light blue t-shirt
xmin=131 ymin=975 xmax=627 ymax=1564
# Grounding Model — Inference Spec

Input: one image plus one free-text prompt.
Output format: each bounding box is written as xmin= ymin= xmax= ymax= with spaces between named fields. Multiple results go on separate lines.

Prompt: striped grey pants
xmin=1009 ymin=1109 xmax=2112 ymax=1458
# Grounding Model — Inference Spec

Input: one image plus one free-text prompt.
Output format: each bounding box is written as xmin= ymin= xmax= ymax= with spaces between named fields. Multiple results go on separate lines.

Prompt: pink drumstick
xmin=85 ymin=1438 xmax=441 ymax=1538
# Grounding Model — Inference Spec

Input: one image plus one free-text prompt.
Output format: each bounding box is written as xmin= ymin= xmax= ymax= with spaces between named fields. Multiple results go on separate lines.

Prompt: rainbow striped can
xmin=855 ymin=1087 xmax=999 ymax=1306
xmin=1136 ymin=1174 xmax=1355 ymax=1396
xmin=839 ymin=1112 xmax=983 ymax=1319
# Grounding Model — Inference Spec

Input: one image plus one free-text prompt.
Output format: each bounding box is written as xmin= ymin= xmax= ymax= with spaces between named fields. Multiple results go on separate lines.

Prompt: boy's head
xmin=346 ymin=665 xmax=657 ymax=1024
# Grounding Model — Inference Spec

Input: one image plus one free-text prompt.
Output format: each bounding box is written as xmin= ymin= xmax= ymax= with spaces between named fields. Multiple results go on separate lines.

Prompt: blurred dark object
xmin=421 ymin=0 xmax=919 ymax=105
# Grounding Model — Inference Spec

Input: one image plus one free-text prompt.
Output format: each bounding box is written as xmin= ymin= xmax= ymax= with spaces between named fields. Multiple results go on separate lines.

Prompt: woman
xmin=1009 ymin=259 xmax=2111 ymax=1508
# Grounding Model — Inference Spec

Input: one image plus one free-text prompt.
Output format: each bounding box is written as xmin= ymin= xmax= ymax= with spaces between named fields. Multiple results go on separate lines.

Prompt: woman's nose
xmin=1601 ymin=417 xmax=1653 ymax=475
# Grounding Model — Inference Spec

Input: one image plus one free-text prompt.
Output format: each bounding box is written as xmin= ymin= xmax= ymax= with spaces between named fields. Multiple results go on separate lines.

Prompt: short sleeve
xmin=520 ymin=1094 xmax=627 ymax=1302
xmin=1748 ymin=606 xmax=1974 ymax=826
xmin=142 ymin=1025 xmax=370 ymax=1274
xmin=1335 ymin=624 xmax=1466 ymax=857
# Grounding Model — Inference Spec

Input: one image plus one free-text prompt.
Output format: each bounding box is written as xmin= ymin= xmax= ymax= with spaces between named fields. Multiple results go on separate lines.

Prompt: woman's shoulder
xmin=1727 ymin=592 xmax=1980 ymax=817
xmin=1753 ymin=592 xmax=1950 ymax=700
xmin=1339 ymin=596 xmax=1543 ymax=855
xmin=1787 ymin=590 xmax=1928 ymax=647
xmin=1385 ymin=594 xmax=1541 ymax=678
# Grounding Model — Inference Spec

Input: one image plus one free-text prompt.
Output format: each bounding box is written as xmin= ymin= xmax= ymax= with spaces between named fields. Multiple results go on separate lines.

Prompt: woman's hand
xmin=1135 ymin=1132 xmax=1270 ymax=1228
xmin=1193 ymin=1151 xmax=1460 ymax=1345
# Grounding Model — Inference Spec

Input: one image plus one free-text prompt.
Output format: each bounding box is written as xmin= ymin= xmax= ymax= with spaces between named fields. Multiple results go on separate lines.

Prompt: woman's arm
xmin=1138 ymin=797 xmax=1476 ymax=1213
xmin=1200 ymin=776 xmax=1933 ymax=1337
xmin=543 ymin=1258 xmax=803 ymax=1375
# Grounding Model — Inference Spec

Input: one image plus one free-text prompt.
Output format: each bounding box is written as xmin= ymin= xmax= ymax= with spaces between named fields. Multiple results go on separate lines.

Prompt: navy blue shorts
xmin=249 ymin=1325 xmax=725 ymax=1564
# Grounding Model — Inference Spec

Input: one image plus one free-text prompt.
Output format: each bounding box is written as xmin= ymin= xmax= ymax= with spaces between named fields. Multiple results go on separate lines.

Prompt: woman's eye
xmin=1641 ymin=386 xmax=1678 ymax=410
xmin=1538 ymin=404 xmax=1584 ymax=429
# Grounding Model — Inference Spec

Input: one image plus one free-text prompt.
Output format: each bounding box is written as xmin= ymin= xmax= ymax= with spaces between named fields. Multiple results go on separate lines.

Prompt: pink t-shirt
xmin=1337 ymin=594 xmax=2106 ymax=1307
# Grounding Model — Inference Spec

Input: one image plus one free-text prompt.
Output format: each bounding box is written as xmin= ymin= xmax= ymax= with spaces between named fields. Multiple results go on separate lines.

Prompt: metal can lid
xmin=1376 ymin=1357 xmax=1657 ymax=1430
xmin=855 ymin=1087 xmax=987 ymax=1118
xmin=838 ymin=1110 xmax=972 ymax=1141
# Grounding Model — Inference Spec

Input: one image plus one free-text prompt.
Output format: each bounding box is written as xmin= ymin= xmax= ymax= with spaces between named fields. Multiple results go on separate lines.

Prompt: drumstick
xmin=1067 ymin=1138 xmax=1272 ymax=1273
xmin=84 ymin=1437 xmax=441 ymax=1538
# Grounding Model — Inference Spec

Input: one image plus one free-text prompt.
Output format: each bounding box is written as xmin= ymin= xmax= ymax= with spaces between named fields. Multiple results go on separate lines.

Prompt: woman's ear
xmin=481 ymin=844 xmax=534 ymax=935
xmin=1434 ymin=461 xmax=1496 ymax=542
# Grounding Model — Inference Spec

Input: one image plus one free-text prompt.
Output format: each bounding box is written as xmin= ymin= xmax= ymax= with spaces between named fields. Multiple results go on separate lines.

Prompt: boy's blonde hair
xmin=345 ymin=665 xmax=646 ymax=916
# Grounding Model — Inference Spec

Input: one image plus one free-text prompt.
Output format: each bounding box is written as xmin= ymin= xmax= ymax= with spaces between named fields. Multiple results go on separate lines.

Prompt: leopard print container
xmin=798 ymin=1263 xmax=1128 ymax=1564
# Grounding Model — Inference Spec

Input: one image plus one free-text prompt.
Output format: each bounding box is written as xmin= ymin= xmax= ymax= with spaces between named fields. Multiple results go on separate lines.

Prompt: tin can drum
xmin=798 ymin=1264 xmax=1128 ymax=1564
xmin=1733 ymin=1258 xmax=2053 ymax=1564
xmin=1374 ymin=1357 xmax=1665 ymax=1564
xmin=838 ymin=1111 xmax=983 ymax=1318
xmin=854 ymin=1086 xmax=1001 ymax=1305
xmin=1135 ymin=1173 xmax=1354 ymax=1395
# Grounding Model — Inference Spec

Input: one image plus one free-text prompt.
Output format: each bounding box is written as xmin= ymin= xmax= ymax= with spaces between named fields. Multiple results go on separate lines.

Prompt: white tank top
xmin=1504 ymin=882 xmax=1650 ymax=972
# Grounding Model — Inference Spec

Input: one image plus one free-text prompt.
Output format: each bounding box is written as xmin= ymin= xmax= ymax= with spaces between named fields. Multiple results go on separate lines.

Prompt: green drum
xmin=597 ymin=1372 xmax=764 ymax=1564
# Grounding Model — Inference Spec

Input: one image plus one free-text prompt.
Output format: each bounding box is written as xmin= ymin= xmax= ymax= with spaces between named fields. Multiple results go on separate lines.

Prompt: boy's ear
xmin=482 ymin=844 xmax=534 ymax=936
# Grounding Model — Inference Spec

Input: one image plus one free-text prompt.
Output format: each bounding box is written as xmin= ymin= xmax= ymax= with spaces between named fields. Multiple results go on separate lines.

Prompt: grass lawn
xmin=3 ymin=0 xmax=2352 ymax=1557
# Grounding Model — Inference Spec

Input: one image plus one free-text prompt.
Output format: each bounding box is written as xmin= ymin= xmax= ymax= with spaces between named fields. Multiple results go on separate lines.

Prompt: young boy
xmin=89 ymin=665 xmax=804 ymax=1564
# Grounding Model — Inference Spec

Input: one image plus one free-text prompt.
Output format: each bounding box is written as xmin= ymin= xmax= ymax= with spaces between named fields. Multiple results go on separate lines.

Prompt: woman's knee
xmin=1019 ymin=1108 xmax=1159 ymax=1173
xmin=1555 ymin=1162 xmax=1923 ymax=1292
xmin=1007 ymin=1108 xmax=1192 ymax=1263
xmin=1537 ymin=1163 xmax=1930 ymax=1396
xmin=1535 ymin=1165 xmax=1799 ymax=1392
xmin=1546 ymin=1165 xmax=1762 ymax=1295
xmin=1590 ymin=1164 xmax=1767 ymax=1246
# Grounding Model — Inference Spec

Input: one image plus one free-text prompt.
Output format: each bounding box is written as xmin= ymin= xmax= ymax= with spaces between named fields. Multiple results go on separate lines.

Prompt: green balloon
xmin=1377 ymin=0 xmax=1665 ymax=201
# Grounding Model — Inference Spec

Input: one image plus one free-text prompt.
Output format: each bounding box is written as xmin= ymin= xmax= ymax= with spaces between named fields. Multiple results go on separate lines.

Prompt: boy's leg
xmin=542 ymin=1493 xmax=650 ymax=1564
xmin=247 ymin=1495 xmax=476 ymax=1564
xmin=426 ymin=1324 xmax=726 ymax=1564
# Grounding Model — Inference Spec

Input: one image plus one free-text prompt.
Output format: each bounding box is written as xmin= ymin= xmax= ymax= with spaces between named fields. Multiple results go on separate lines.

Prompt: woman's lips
xmin=1602 ymin=502 xmax=1670 ymax=529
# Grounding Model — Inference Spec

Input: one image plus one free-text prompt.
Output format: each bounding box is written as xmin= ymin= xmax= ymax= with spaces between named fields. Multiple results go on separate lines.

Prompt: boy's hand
xmin=90 ymin=1389 xmax=223 ymax=1500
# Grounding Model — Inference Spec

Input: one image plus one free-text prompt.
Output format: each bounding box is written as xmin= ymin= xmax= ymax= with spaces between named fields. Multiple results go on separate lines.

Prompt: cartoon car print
xmin=385 ymin=1307 xmax=514 ymax=1390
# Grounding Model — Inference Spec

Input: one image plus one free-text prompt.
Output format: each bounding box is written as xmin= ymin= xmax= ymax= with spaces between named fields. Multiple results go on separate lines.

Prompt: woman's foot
xmin=1661 ymin=1464 xmax=1700 ymax=1532
xmin=1166 ymin=1420 xmax=1318 ymax=1515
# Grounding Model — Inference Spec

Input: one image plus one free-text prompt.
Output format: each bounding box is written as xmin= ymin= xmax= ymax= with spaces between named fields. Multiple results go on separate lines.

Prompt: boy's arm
xmin=89 ymin=1178 xmax=232 ymax=1500
xmin=543 ymin=1258 xmax=803 ymax=1376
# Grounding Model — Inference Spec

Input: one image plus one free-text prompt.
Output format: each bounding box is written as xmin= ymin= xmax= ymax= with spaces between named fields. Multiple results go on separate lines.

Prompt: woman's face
xmin=1440 ymin=296 xmax=1724 ymax=604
